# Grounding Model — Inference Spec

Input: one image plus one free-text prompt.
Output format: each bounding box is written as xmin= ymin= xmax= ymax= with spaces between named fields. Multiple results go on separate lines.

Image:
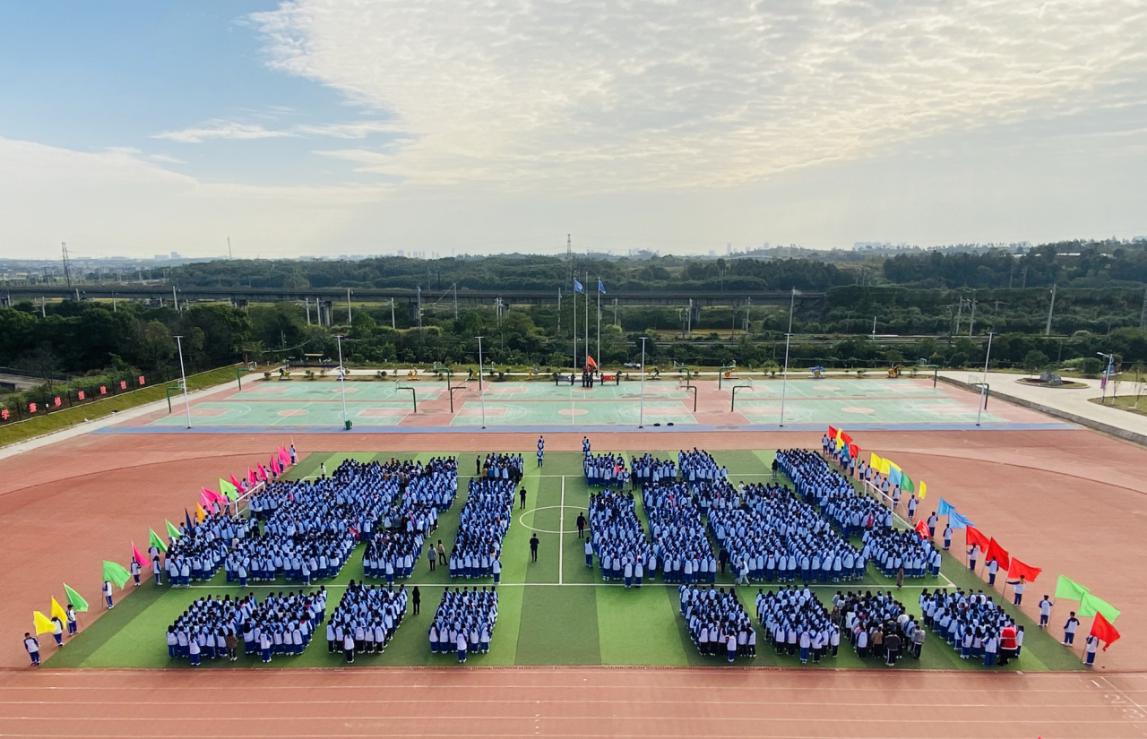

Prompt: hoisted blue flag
xmin=937 ymin=498 xmax=955 ymax=516
xmin=949 ymin=510 xmax=975 ymax=530
xmin=888 ymin=466 xmax=902 ymax=487
xmin=573 ymin=278 xmax=584 ymax=294
xmin=597 ymin=279 xmax=606 ymax=295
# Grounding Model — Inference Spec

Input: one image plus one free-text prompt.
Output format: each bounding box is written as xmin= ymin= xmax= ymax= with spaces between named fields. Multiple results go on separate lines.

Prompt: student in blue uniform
xmin=24 ymin=633 xmax=40 ymax=667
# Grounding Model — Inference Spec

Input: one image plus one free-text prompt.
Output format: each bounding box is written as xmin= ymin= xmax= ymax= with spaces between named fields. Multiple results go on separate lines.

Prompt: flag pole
xmin=596 ymin=277 xmax=601 ymax=370
xmin=584 ymin=271 xmax=589 ymax=372
xmin=572 ymin=279 xmax=577 ymax=373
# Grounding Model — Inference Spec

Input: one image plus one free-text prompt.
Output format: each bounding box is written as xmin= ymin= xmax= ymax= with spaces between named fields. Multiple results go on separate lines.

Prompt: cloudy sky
xmin=1 ymin=0 xmax=1145 ymax=259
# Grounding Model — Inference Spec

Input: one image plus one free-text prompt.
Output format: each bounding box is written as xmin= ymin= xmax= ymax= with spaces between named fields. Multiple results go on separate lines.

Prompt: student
xmin=1063 ymin=612 xmax=1080 ymax=645
xmin=585 ymin=538 xmax=593 ymax=567
xmin=103 ymin=580 xmax=114 ymax=609
xmin=986 ymin=558 xmax=998 ymax=586
xmin=261 ymin=631 xmax=274 ymax=664
xmin=289 ymin=443 xmax=297 ymax=465
xmin=226 ymin=631 xmax=238 ymax=662
xmin=412 ymin=586 xmax=421 ymax=616
xmin=1009 ymin=576 xmax=1026 ymax=606
xmin=51 ymin=616 xmax=64 ymax=647
xmin=492 ymin=558 xmax=501 ymax=585
xmin=24 ymin=633 xmax=40 ymax=667
xmin=166 ymin=627 xmax=178 ymax=658
xmin=152 ymin=555 xmax=162 ymax=586
xmin=537 ymin=435 xmax=545 ymax=467
xmin=942 ymin=524 xmax=952 ymax=551
xmin=967 ymin=544 xmax=980 ymax=572
xmin=131 ymin=559 xmax=142 ymax=588
xmin=456 ymin=632 xmax=468 ymax=663
xmin=726 ymin=633 xmax=737 ymax=664
xmin=427 ymin=546 xmax=436 ymax=572
xmin=66 ymin=604 xmax=78 ymax=636
xmin=1038 ymin=596 xmax=1053 ymax=629
xmin=529 ymin=533 xmax=539 ymax=563
xmin=519 ymin=487 xmax=527 ymax=510
xmin=1084 ymin=634 xmax=1099 ymax=666
xmin=188 ymin=638 xmax=201 ymax=667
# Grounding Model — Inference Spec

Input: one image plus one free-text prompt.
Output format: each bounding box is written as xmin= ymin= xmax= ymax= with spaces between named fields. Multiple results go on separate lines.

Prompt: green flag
xmin=102 ymin=560 xmax=131 ymax=589
xmin=1054 ymin=575 xmax=1088 ymax=601
xmin=1079 ymin=592 xmax=1121 ymax=622
xmin=219 ymin=478 xmax=239 ymax=502
xmin=148 ymin=528 xmax=168 ymax=554
xmin=62 ymin=583 xmax=89 ymax=612
xmin=900 ymin=473 xmax=915 ymax=494
xmin=165 ymin=519 xmax=182 ymax=540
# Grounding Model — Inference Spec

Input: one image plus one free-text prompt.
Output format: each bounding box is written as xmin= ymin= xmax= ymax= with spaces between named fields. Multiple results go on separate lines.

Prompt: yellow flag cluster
xmin=867 ymin=450 xmax=927 ymax=499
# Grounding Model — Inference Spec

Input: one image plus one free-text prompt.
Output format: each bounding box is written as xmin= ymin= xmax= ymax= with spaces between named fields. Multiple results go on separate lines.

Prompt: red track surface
xmin=3 ymin=418 xmax=1147 ymax=735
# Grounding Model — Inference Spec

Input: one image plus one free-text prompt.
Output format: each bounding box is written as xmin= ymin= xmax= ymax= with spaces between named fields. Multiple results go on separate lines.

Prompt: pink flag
xmin=248 ymin=467 xmax=257 ymax=485
xmin=229 ymin=473 xmax=242 ymax=490
xmin=257 ymin=464 xmax=268 ymax=482
xmin=271 ymin=456 xmax=281 ymax=475
xmin=199 ymin=489 xmax=213 ymax=509
xmin=132 ymin=543 xmax=148 ymax=569
xmin=201 ymin=487 xmax=225 ymax=507
xmin=278 ymin=447 xmax=290 ymax=465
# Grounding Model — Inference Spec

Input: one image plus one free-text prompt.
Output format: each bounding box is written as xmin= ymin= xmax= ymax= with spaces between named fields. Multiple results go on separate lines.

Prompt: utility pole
xmin=779 ymin=287 xmax=797 ymax=428
xmin=453 ymin=283 xmax=458 ymax=320
xmin=743 ymin=296 xmax=752 ymax=332
xmin=172 ymin=285 xmax=179 ymax=312
xmin=638 ymin=337 xmax=647 ymax=428
xmin=968 ymin=297 xmax=977 ymax=336
xmin=613 ymin=297 xmax=619 ymax=328
xmin=61 ymin=242 xmax=73 ymax=289
xmin=686 ymin=298 xmax=692 ymax=337
xmin=346 ymin=288 xmax=352 ymax=325
xmin=305 ymin=297 xmax=311 ymax=325
xmin=871 ymin=316 xmax=877 ymax=338
xmin=954 ymin=297 xmax=964 ymax=335
xmin=1138 ymin=285 xmax=1147 ymax=330
xmin=417 ymin=286 xmax=423 ymax=334
xmin=390 ymin=297 xmax=396 ymax=329
xmin=476 ymin=335 xmax=487 ymax=429
xmin=174 ymin=335 xmax=192 ymax=429
xmin=1045 ymin=283 xmax=1056 ymax=336
xmin=982 ymin=330 xmax=994 ymax=384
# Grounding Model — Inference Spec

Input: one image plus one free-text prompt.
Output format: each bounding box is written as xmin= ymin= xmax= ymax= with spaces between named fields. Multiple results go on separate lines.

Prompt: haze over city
xmin=1 ymin=1 xmax=1145 ymax=259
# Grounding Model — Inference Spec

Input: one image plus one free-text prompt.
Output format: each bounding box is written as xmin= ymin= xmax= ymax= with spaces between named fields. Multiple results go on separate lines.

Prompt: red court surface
xmin=3 ymin=419 xmax=1147 ymax=735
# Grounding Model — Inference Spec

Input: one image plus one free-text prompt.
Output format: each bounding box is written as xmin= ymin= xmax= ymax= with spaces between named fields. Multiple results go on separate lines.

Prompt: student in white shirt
xmin=1038 ymin=596 xmax=1053 ymax=628
xmin=23 ymin=633 xmax=40 ymax=667
xmin=1084 ymin=634 xmax=1099 ymax=666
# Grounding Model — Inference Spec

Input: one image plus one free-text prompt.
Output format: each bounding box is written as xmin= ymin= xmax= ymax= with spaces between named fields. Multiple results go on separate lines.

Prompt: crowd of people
xmin=755 ymin=587 xmax=839 ymax=663
xmin=165 ymin=508 xmax=256 ymax=586
xmin=476 ymin=453 xmax=524 ymax=483
xmin=588 ymin=489 xmax=652 ymax=586
xmin=679 ymin=585 xmax=755 ymax=661
xmin=165 ymin=590 xmax=327 ymax=665
xmin=921 ymin=588 xmax=1024 ymax=666
xmin=677 ymin=450 xmax=729 ymax=485
xmin=835 ymin=590 xmax=924 ymax=664
xmin=326 ymin=581 xmax=408 ymax=662
xmin=863 ymin=527 xmax=942 ymax=579
xmin=428 ymin=587 xmax=498 ymax=662
xmin=583 ymin=453 xmax=631 ymax=487
xmin=449 ymin=479 xmax=515 ymax=579
xmin=643 ymin=484 xmax=717 ymax=584
xmin=708 ymin=482 xmax=865 ymax=584
xmin=631 ymin=454 xmax=675 ymax=486
xmin=363 ymin=458 xmax=458 ymax=584
xmin=779 ymin=449 xmax=888 ymax=538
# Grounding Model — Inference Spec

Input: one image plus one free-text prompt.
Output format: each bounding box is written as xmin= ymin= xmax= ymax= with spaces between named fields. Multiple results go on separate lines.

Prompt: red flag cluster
xmin=966 ymin=526 xmax=1042 ymax=584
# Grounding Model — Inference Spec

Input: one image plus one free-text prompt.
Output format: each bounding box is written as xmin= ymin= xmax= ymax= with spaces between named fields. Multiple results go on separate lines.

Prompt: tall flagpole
xmin=572 ymin=279 xmax=577 ymax=372
xmin=584 ymin=271 xmax=589 ymax=369
xmin=596 ymin=277 xmax=601 ymax=368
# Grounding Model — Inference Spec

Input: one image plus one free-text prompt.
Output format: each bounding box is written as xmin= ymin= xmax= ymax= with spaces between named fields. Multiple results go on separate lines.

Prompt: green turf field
xmin=48 ymin=450 xmax=1083 ymax=671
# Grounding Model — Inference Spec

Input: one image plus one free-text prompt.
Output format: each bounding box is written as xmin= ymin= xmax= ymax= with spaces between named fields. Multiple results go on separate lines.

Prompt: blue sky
xmin=0 ymin=1 xmax=1145 ymax=258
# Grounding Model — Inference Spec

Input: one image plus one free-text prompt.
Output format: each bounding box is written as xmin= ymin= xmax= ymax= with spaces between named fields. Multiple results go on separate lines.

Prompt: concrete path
xmin=939 ymin=370 xmax=1147 ymax=439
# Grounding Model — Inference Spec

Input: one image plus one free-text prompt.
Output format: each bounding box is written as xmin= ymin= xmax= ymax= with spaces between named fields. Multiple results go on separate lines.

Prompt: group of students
xmin=583 ymin=453 xmax=631 ymax=488
xmin=755 ymin=586 xmax=840 ymax=663
xmin=679 ymin=585 xmax=756 ymax=662
xmin=780 ymin=448 xmax=888 ymax=537
xmin=587 ymin=489 xmax=652 ymax=586
xmin=377 ymin=457 xmax=458 ymax=538
xmin=708 ymin=481 xmax=866 ymax=584
xmin=166 ymin=508 xmax=255 ymax=587
xmin=428 ymin=587 xmax=498 ymax=662
xmin=448 ymin=478 xmax=514 ymax=580
xmin=326 ymin=581 xmax=409 ymax=663
xmin=836 ymin=590 xmax=925 ymax=664
xmin=476 ymin=453 xmax=524 ymax=483
xmin=643 ymin=484 xmax=718 ymax=584
xmin=862 ymin=527 xmax=942 ymax=580
xmin=677 ymin=449 xmax=729 ymax=485
xmin=920 ymin=588 xmax=1025 ymax=667
xmin=165 ymin=589 xmax=327 ymax=666
xmin=630 ymin=454 xmax=676 ymax=486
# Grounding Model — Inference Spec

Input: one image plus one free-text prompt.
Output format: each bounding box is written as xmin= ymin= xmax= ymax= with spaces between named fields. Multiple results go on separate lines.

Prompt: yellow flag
xmin=195 ymin=503 xmax=207 ymax=522
xmin=918 ymin=480 xmax=927 ymax=499
xmin=878 ymin=457 xmax=891 ymax=475
xmin=835 ymin=436 xmax=844 ymax=450
xmin=870 ymin=452 xmax=883 ymax=470
xmin=50 ymin=597 xmax=67 ymax=623
xmin=33 ymin=610 xmax=54 ymax=635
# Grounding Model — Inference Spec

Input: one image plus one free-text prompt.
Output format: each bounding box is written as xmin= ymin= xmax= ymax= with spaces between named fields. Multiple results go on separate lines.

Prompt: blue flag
xmin=597 ymin=279 xmax=606 ymax=294
xmin=949 ymin=510 xmax=974 ymax=530
xmin=573 ymin=278 xmax=584 ymax=294
xmin=937 ymin=498 xmax=955 ymax=516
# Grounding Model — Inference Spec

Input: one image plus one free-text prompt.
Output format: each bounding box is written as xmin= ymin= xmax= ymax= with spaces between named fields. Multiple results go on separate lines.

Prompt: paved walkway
xmin=939 ymin=370 xmax=1147 ymax=438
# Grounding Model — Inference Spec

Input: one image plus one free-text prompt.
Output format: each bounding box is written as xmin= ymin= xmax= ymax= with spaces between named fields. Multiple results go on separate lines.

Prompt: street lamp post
xmin=173 ymin=335 xmax=192 ymax=429
xmin=335 ymin=334 xmax=349 ymax=429
xmin=638 ymin=336 xmax=647 ymax=428
xmin=1097 ymin=352 xmax=1116 ymax=404
xmin=778 ymin=287 xmax=796 ymax=428
xmin=982 ymin=330 xmax=994 ymax=385
xmin=476 ymin=335 xmax=486 ymax=429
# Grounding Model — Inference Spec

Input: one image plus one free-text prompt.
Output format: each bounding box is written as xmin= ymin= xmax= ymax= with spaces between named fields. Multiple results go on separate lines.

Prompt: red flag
xmin=848 ymin=443 xmax=860 ymax=460
xmin=914 ymin=519 xmax=930 ymax=539
xmin=985 ymin=537 xmax=1011 ymax=570
xmin=585 ymin=355 xmax=598 ymax=370
xmin=270 ymin=456 xmax=281 ymax=475
xmin=132 ymin=543 xmax=148 ymax=569
xmin=840 ymin=431 xmax=853 ymax=447
xmin=1090 ymin=612 xmax=1121 ymax=650
xmin=965 ymin=526 xmax=989 ymax=552
xmin=1007 ymin=556 xmax=1042 ymax=582
xmin=229 ymin=473 xmax=243 ymax=490
xmin=248 ymin=467 xmax=257 ymax=485
xmin=257 ymin=464 xmax=268 ymax=482
xmin=827 ymin=425 xmax=838 ymax=440
xmin=278 ymin=447 xmax=290 ymax=465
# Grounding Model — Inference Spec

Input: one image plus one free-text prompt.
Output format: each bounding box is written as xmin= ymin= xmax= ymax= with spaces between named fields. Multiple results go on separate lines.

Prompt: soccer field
xmin=48 ymin=449 xmax=1082 ymax=672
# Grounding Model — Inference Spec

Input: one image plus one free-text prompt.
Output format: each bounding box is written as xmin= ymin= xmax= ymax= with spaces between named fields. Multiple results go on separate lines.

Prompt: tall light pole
xmin=335 ymin=334 xmax=349 ymax=429
xmin=1098 ymin=351 xmax=1116 ymax=405
xmin=638 ymin=336 xmax=647 ymax=428
xmin=982 ymin=330 xmax=995 ymax=384
xmin=173 ymin=335 xmax=192 ymax=429
xmin=779 ymin=287 xmax=796 ymax=428
xmin=476 ymin=335 xmax=486 ymax=429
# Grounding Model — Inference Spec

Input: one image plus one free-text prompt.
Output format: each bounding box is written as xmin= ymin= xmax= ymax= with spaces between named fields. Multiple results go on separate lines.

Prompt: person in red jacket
xmin=999 ymin=623 xmax=1018 ymax=666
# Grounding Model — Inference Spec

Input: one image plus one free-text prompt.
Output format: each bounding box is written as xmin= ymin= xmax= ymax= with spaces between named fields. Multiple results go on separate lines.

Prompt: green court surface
xmin=140 ymin=379 xmax=1051 ymax=430
xmin=50 ymin=451 xmax=1082 ymax=672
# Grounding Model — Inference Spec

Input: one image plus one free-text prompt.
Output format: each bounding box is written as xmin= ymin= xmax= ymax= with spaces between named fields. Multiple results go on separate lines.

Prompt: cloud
xmin=153 ymin=120 xmax=298 ymax=143
xmin=249 ymin=0 xmax=1147 ymax=191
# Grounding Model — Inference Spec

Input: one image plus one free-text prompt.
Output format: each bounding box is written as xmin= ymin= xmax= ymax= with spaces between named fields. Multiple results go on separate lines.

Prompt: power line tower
xmin=61 ymin=242 xmax=73 ymax=289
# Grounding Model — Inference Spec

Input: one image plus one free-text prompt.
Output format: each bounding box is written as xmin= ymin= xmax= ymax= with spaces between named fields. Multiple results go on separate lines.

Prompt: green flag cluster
xmin=63 ymin=583 xmax=89 ymax=612
xmin=165 ymin=519 xmax=182 ymax=540
xmin=148 ymin=528 xmax=168 ymax=553
xmin=1054 ymin=575 xmax=1120 ymax=621
xmin=219 ymin=478 xmax=239 ymax=502
xmin=102 ymin=560 xmax=131 ymax=589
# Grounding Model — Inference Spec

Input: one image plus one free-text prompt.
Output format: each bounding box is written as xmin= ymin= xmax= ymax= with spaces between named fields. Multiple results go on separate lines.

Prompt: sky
xmin=1 ymin=0 xmax=1146 ymax=260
